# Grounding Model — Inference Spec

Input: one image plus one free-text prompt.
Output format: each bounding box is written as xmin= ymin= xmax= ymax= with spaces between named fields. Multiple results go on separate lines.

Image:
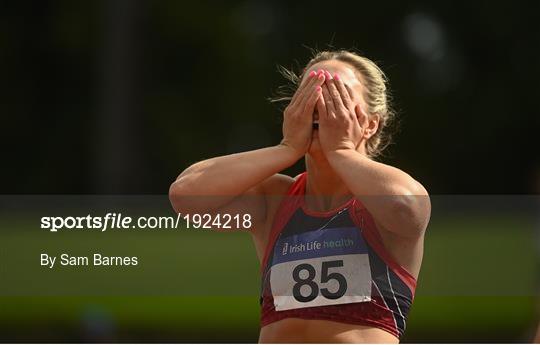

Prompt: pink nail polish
xmin=316 ymin=86 xmax=322 ymax=92
xmin=318 ymin=69 xmax=324 ymax=75
xmin=325 ymin=71 xmax=332 ymax=79
xmin=309 ymin=70 xmax=317 ymax=77
xmin=334 ymin=73 xmax=340 ymax=80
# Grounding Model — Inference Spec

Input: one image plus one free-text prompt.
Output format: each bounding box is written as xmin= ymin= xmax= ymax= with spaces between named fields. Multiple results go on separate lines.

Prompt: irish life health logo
xmin=281 ymin=229 xmax=357 ymax=256
xmin=282 ymin=242 xmax=288 ymax=255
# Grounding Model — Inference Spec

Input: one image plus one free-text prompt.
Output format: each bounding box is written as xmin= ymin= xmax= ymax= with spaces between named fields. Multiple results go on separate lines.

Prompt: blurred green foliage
xmin=0 ymin=1 xmax=539 ymax=194
xmin=1 ymin=209 xmax=537 ymax=342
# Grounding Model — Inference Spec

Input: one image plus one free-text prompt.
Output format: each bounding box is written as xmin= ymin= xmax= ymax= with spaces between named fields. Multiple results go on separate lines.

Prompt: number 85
xmin=292 ymin=260 xmax=347 ymax=303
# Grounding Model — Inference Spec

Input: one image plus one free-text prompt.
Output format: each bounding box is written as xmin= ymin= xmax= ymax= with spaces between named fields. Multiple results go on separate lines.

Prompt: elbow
xmin=390 ymin=183 xmax=431 ymax=236
xmin=168 ymin=162 xmax=205 ymax=213
xmin=169 ymin=179 xmax=186 ymax=214
xmin=169 ymin=160 xmax=220 ymax=215
xmin=169 ymin=168 xmax=199 ymax=214
xmin=169 ymin=177 xmax=200 ymax=214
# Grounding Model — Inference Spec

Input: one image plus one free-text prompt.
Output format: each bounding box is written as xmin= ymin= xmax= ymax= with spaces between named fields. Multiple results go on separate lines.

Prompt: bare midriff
xmin=258 ymin=318 xmax=399 ymax=343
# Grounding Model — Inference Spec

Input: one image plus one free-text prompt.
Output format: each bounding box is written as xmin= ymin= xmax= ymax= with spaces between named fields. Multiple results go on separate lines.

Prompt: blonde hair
xmin=271 ymin=49 xmax=397 ymax=159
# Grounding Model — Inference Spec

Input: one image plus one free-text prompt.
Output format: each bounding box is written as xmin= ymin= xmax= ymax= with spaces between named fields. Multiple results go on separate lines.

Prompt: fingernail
xmin=334 ymin=73 xmax=340 ymax=81
xmin=325 ymin=70 xmax=332 ymax=79
xmin=316 ymin=86 xmax=322 ymax=92
xmin=309 ymin=70 xmax=317 ymax=78
xmin=318 ymin=69 xmax=324 ymax=75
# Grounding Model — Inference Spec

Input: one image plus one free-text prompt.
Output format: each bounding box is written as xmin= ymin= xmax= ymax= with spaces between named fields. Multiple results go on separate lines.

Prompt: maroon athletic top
xmin=260 ymin=172 xmax=417 ymax=339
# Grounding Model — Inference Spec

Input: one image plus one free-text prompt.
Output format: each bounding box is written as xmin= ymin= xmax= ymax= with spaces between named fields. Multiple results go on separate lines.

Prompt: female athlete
xmin=169 ymin=50 xmax=431 ymax=343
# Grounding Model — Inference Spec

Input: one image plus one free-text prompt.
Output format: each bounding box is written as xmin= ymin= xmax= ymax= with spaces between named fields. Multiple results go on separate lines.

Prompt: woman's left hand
xmin=316 ymin=70 xmax=367 ymax=154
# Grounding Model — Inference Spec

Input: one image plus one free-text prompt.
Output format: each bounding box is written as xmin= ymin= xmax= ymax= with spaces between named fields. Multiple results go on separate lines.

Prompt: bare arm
xmin=169 ymin=69 xmax=327 ymax=232
xmin=317 ymin=71 xmax=430 ymax=238
xmin=326 ymin=150 xmax=430 ymax=237
xmin=169 ymin=144 xmax=298 ymax=221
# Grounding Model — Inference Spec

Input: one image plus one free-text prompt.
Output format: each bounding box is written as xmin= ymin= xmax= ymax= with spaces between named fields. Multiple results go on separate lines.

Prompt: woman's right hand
xmin=280 ymin=69 xmax=326 ymax=158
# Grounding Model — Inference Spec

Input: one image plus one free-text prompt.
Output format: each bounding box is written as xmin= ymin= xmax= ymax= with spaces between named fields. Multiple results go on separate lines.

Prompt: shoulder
xmin=363 ymin=160 xmax=431 ymax=237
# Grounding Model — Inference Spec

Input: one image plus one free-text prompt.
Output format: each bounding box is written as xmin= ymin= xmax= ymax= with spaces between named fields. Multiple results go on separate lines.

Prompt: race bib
xmin=270 ymin=226 xmax=372 ymax=311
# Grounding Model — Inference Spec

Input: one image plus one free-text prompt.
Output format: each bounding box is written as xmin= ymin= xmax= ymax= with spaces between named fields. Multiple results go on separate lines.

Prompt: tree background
xmin=1 ymin=0 xmax=539 ymax=194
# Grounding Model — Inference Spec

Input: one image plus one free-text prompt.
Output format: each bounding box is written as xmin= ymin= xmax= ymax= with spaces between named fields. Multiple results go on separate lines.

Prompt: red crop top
xmin=259 ymin=172 xmax=417 ymax=338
